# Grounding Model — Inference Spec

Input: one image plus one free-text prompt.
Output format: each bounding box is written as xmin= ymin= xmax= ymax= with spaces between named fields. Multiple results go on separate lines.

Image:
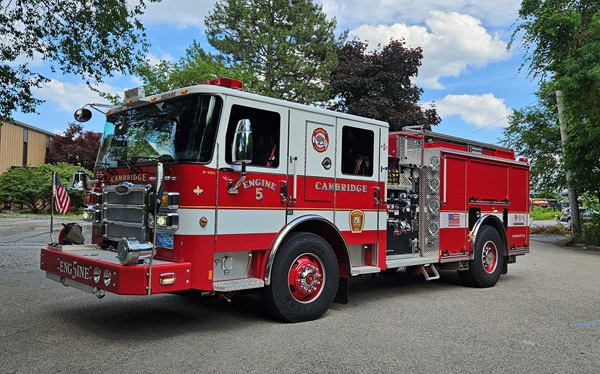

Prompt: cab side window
xmin=341 ymin=126 xmax=374 ymax=176
xmin=225 ymin=105 xmax=280 ymax=167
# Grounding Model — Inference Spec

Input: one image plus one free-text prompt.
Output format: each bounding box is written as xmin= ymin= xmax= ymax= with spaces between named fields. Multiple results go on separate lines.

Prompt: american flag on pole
xmin=53 ymin=173 xmax=71 ymax=214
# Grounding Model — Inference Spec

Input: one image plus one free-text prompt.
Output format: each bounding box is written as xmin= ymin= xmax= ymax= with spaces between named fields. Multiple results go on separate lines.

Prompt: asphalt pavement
xmin=0 ymin=217 xmax=599 ymax=374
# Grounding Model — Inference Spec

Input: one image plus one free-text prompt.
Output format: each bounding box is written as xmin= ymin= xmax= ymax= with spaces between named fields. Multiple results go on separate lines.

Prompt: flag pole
xmin=50 ymin=171 xmax=55 ymax=244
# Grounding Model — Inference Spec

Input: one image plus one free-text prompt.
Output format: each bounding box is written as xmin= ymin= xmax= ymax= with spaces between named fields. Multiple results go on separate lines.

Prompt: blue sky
xmin=12 ymin=0 xmax=537 ymax=145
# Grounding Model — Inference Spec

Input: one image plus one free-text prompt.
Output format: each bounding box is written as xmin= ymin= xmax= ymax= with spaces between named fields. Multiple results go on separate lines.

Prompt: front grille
xmin=105 ymin=224 xmax=145 ymax=241
xmin=103 ymin=183 xmax=151 ymax=242
xmin=104 ymin=206 xmax=145 ymax=224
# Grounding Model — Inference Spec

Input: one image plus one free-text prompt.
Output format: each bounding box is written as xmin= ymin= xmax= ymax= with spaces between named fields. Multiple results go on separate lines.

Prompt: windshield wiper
xmin=95 ymin=162 xmax=115 ymax=175
xmin=119 ymin=159 xmax=140 ymax=173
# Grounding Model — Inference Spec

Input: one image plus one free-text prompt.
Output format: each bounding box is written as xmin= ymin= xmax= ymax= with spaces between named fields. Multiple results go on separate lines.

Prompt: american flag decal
xmin=448 ymin=213 xmax=461 ymax=227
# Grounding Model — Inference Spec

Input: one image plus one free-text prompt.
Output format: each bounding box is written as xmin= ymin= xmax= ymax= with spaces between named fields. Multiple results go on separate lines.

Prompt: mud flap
xmin=334 ymin=277 xmax=349 ymax=304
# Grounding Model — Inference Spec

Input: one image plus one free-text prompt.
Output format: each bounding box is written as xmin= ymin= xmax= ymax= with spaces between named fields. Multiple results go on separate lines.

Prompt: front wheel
xmin=459 ymin=225 xmax=504 ymax=288
xmin=262 ymin=232 xmax=339 ymax=322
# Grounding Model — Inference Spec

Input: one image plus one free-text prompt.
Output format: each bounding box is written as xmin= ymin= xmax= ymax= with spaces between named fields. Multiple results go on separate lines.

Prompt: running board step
xmin=351 ymin=266 xmax=381 ymax=276
xmin=420 ymin=264 xmax=440 ymax=281
xmin=213 ymin=278 xmax=264 ymax=292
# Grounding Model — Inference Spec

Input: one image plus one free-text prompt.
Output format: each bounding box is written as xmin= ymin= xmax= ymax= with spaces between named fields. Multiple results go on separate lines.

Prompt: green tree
xmin=330 ymin=39 xmax=440 ymax=131
xmin=205 ymin=0 xmax=337 ymax=104
xmin=512 ymin=0 xmax=600 ymax=128
xmin=0 ymin=0 xmax=159 ymax=120
xmin=511 ymin=0 xmax=600 ymax=233
xmin=135 ymin=41 xmax=258 ymax=95
xmin=502 ymin=85 xmax=565 ymax=194
xmin=0 ymin=163 xmax=89 ymax=213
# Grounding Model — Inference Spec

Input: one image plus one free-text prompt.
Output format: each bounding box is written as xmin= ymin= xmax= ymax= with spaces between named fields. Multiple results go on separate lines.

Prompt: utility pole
xmin=556 ymin=90 xmax=580 ymax=232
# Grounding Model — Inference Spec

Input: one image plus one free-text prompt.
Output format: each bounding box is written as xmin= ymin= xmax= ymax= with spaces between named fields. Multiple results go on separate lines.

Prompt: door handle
xmin=373 ymin=187 xmax=382 ymax=206
xmin=279 ymin=181 xmax=288 ymax=203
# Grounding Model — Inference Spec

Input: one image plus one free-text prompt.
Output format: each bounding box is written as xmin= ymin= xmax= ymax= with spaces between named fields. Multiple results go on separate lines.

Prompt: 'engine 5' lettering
xmin=315 ymin=182 xmax=368 ymax=193
xmin=59 ymin=261 xmax=91 ymax=281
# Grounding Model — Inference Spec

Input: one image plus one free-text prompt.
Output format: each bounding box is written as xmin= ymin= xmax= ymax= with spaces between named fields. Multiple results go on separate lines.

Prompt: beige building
xmin=0 ymin=120 xmax=55 ymax=174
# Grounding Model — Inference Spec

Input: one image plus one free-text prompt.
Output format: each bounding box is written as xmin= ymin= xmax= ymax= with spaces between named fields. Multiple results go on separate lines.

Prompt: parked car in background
xmin=559 ymin=207 xmax=598 ymax=223
xmin=547 ymin=199 xmax=562 ymax=211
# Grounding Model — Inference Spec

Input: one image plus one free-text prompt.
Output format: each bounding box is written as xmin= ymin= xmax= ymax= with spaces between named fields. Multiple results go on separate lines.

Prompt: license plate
xmin=156 ymin=233 xmax=174 ymax=249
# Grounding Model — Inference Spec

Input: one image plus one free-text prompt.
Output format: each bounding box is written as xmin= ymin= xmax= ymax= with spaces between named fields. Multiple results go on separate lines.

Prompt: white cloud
xmin=435 ymin=93 xmax=512 ymax=128
xmin=145 ymin=52 xmax=174 ymax=66
xmin=317 ymin=0 xmax=521 ymax=29
xmin=350 ymin=11 xmax=509 ymax=89
xmin=33 ymin=79 xmax=121 ymax=113
xmin=140 ymin=0 xmax=217 ymax=28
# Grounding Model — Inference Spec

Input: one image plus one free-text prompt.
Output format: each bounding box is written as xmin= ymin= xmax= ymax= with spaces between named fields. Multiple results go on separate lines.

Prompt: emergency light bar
xmin=200 ymin=77 xmax=243 ymax=90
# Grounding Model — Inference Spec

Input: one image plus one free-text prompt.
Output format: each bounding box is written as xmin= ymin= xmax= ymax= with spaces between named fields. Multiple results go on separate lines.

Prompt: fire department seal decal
xmin=349 ymin=209 xmax=365 ymax=233
xmin=312 ymin=128 xmax=329 ymax=153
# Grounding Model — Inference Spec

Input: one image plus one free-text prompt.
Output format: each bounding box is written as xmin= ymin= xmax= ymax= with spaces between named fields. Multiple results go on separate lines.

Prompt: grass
xmin=0 ymin=211 xmax=83 ymax=220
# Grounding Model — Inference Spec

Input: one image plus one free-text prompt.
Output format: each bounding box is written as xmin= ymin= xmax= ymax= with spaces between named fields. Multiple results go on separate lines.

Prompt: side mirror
xmin=74 ymin=108 xmax=92 ymax=122
xmin=232 ymin=119 xmax=253 ymax=163
xmin=228 ymin=119 xmax=253 ymax=194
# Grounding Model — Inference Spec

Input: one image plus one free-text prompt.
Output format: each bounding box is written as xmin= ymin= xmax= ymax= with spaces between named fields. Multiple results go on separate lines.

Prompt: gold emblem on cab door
xmin=350 ymin=210 xmax=365 ymax=233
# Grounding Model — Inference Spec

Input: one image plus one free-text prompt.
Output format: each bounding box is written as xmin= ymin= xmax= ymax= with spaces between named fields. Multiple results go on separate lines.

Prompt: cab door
xmin=215 ymin=99 xmax=289 ymax=253
xmin=287 ymin=110 xmax=336 ymax=222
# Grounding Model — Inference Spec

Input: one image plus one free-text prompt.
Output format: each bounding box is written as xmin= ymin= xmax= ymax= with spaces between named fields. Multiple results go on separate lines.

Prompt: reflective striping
xmin=177 ymin=208 xmax=386 ymax=236
xmin=177 ymin=209 xmax=216 ymax=235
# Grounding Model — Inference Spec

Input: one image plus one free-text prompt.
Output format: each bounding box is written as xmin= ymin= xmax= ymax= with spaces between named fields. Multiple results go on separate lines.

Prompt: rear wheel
xmin=459 ymin=225 xmax=504 ymax=288
xmin=262 ymin=232 xmax=339 ymax=322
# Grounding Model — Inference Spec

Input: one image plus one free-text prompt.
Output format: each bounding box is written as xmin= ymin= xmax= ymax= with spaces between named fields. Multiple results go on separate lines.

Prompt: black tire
xmin=262 ymin=232 xmax=339 ymax=322
xmin=457 ymin=269 xmax=474 ymax=286
xmin=459 ymin=225 xmax=504 ymax=288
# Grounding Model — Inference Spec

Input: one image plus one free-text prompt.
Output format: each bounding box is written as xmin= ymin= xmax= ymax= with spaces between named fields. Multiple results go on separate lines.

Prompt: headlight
xmin=83 ymin=207 xmax=101 ymax=222
xmin=156 ymin=213 xmax=179 ymax=230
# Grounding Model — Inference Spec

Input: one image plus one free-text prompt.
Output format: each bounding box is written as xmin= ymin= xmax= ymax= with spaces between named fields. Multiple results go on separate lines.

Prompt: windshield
xmin=96 ymin=94 xmax=222 ymax=167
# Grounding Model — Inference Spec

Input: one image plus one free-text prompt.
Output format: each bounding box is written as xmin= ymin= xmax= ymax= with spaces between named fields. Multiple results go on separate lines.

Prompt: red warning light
xmin=200 ymin=77 xmax=243 ymax=90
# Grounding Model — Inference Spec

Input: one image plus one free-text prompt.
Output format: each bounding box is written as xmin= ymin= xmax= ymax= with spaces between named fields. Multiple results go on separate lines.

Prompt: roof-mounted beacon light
xmin=200 ymin=77 xmax=243 ymax=90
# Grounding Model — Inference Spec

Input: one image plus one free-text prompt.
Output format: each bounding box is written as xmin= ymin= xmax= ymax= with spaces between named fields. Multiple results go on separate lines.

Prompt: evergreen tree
xmin=205 ymin=0 xmax=337 ymax=104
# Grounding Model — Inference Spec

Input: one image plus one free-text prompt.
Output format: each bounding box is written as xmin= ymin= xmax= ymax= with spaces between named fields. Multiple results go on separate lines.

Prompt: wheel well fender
xmin=469 ymin=214 xmax=508 ymax=256
xmin=265 ymin=215 xmax=349 ymax=285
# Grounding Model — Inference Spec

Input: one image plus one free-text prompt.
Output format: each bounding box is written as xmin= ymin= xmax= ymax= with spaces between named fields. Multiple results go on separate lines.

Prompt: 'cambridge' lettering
xmin=314 ymin=182 xmax=368 ymax=193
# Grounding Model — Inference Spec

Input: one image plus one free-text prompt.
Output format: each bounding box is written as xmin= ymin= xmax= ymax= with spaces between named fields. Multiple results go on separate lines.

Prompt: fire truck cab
xmin=40 ymin=78 xmax=530 ymax=322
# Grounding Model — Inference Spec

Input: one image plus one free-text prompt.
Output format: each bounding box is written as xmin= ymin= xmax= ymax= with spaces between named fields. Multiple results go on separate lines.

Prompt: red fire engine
xmin=40 ymin=78 xmax=530 ymax=322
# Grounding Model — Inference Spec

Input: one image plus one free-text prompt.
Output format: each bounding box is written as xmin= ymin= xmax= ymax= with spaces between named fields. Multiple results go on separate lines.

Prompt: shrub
xmin=575 ymin=219 xmax=600 ymax=246
xmin=530 ymin=206 xmax=560 ymax=220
